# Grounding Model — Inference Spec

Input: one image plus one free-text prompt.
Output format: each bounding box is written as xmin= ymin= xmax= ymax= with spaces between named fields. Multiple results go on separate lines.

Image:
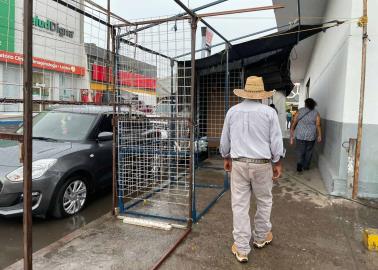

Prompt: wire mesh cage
xmin=114 ymin=18 xmax=193 ymax=223
xmin=114 ymin=16 xmax=245 ymax=223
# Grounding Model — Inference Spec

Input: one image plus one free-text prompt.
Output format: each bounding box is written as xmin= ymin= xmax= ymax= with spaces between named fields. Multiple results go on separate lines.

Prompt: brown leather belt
xmin=233 ymin=157 xmax=271 ymax=164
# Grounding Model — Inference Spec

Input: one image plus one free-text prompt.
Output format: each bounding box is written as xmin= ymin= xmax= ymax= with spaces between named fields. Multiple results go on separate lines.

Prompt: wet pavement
xmin=6 ymin=151 xmax=378 ymax=270
xmin=0 ymin=190 xmax=112 ymax=269
xmin=4 ymin=143 xmax=378 ymax=270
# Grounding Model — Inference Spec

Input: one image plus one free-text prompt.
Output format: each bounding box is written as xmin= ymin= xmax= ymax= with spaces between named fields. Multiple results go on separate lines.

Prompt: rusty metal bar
xmin=149 ymin=228 xmax=192 ymax=270
xmin=0 ymin=98 xmax=98 ymax=105
xmin=196 ymin=5 xmax=284 ymax=18
xmin=115 ymin=5 xmax=284 ymax=27
xmin=188 ymin=17 xmax=198 ymax=228
xmin=353 ymin=0 xmax=368 ymax=199
xmin=0 ymin=98 xmax=130 ymax=107
xmin=0 ymin=132 xmax=23 ymax=141
xmin=23 ymin=0 xmax=33 ymax=268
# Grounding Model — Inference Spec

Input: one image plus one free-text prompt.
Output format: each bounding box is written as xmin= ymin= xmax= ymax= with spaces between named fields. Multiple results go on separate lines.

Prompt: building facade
xmin=274 ymin=0 xmax=378 ymax=198
xmin=0 ymin=0 xmax=88 ymax=112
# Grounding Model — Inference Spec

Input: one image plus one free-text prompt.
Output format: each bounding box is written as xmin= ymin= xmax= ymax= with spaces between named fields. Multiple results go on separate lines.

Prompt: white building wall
xmin=297 ymin=0 xmax=378 ymax=197
xmin=300 ymin=0 xmax=353 ymax=123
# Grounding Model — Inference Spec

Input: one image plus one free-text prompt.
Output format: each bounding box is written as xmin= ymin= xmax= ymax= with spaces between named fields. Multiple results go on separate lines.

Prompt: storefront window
xmin=59 ymin=74 xmax=78 ymax=101
xmin=2 ymin=65 xmax=22 ymax=112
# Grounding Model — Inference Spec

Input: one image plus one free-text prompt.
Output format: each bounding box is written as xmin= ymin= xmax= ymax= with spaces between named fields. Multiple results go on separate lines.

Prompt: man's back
xmin=220 ymin=99 xmax=283 ymax=163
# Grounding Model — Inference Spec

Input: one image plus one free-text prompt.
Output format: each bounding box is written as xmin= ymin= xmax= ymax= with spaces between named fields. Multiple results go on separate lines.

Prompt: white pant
xmin=231 ymin=161 xmax=273 ymax=254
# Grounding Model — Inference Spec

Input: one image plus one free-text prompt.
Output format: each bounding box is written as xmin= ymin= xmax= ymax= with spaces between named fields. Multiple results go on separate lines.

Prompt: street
xmin=0 ymin=190 xmax=111 ymax=269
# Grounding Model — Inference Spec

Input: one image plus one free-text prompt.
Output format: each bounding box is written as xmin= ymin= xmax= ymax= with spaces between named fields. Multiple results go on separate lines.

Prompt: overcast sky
xmin=92 ymin=0 xmax=277 ymax=53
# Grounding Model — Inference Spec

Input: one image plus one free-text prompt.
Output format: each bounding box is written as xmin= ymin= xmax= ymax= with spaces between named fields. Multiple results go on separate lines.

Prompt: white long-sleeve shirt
xmin=219 ymin=99 xmax=284 ymax=163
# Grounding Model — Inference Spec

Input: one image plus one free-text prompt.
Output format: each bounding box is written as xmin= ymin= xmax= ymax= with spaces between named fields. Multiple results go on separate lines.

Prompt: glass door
xmin=32 ymin=71 xmax=53 ymax=112
xmin=32 ymin=87 xmax=42 ymax=112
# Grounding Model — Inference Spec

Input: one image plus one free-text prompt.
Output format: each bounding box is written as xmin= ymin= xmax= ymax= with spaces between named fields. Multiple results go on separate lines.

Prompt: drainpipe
xmin=353 ymin=0 xmax=368 ymax=199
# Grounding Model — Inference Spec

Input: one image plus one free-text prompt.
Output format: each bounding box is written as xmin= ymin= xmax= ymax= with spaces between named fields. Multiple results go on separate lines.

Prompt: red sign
xmin=0 ymin=50 xmax=85 ymax=76
xmin=92 ymin=64 xmax=110 ymax=82
xmin=91 ymin=64 xmax=156 ymax=90
xmin=118 ymin=71 xmax=156 ymax=89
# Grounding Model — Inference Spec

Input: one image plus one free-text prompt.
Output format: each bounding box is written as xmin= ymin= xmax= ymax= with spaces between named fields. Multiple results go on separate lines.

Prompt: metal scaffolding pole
xmin=353 ymin=0 xmax=368 ymax=199
xmin=23 ymin=0 xmax=33 ymax=268
xmin=105 ymin=0 xmax=111 ymax=103
xmin=111 ymin=27 xmax=117 ymax=215
xmin=189 ymin=17 xmax=198 ymax=227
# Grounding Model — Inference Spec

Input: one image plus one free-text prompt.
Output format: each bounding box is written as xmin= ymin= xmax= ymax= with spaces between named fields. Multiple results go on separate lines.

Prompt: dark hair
xmin=305 ymin=98 xmax=317 ymax=110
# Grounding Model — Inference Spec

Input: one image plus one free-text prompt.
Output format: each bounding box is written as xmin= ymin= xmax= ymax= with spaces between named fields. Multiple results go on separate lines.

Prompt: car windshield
xmin=17 ymin=111 xmax=97 ymax=141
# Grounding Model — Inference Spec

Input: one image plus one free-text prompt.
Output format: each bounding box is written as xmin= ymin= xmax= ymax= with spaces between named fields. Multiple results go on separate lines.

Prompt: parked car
xmin=0 ymin=106 xmax=156 ymax=218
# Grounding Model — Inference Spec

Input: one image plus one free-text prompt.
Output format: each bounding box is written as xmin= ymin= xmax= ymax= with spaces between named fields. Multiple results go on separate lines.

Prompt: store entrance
xmin=32 ymin=72 xmax=52 ymax=112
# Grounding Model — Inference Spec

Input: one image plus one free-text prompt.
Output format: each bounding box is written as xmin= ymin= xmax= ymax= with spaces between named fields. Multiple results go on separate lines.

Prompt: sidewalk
xmin=6 ymin=150 xmax=378 ymax=270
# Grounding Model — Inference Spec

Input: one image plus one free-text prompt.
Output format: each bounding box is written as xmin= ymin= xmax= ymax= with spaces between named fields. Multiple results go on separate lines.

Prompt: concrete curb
xmin=5 ymin=212 xmax=113 ymax=270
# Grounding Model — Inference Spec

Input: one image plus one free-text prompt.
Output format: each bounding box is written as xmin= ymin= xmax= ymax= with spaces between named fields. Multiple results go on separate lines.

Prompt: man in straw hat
xmin=220 ymin=76 xmax=284 ymax=263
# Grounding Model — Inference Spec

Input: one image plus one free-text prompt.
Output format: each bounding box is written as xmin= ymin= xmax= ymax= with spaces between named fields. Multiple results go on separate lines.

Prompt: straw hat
xmin=234 ymin=76 xmax=274 ymax=99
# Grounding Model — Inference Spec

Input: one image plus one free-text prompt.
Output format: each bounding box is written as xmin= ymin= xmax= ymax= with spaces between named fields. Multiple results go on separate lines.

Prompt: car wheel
xmin=52 ymin=176 xmax=88 ymax=218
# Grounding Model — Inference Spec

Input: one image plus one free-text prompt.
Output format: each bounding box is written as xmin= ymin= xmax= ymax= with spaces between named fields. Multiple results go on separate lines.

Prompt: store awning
xmin=194 ymin=24 xmax=331 ymax=96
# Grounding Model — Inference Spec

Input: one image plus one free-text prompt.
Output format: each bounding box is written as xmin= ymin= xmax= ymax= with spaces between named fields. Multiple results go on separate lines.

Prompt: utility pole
xmin=353 ymin=0 xmax=368 ymax=199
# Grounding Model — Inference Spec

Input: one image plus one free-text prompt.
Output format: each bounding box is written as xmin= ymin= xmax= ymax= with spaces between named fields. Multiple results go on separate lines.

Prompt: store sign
xmin=92 ymin=64 xmax=156 ymax=90
xmin=32 ymin=16 xmax=74 ymax=38
xmin=118 ymin=71 xmax=156 ymax=90
xmin=92 ymin=64 xmax=112 ymax=82
xmin=0 ymin=0 xmax=15 ymax=52
xmin=0 ymin=50 xmax=85 ymax=76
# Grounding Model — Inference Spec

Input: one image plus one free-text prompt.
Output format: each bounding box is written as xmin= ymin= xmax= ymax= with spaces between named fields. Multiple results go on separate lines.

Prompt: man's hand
xmin=272 ymin=161 xmax=282 ymax=180
xmin=224 ymin=158 xmax=232 ymax=172
xmin=290 ymin=137 xmax=295 ymax=145
xmin=317 ymin=136 xmax=322 ymax=143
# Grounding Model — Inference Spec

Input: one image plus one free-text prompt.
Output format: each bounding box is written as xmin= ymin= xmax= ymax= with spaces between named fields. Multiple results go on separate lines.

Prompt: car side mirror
xmin=97 ymin=131 xmax=113 ymax=141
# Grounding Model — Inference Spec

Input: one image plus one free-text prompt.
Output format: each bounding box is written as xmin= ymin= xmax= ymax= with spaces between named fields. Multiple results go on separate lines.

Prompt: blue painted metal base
xmin=192 ymin=172 xmax=230 ymax=223
xmin=193 ymin=187 xmax=228 ymax=222
xmin=117 ymin=170 xmax=230 ymax=224
xmin=125 ymin=210 xmax=188 ymax=223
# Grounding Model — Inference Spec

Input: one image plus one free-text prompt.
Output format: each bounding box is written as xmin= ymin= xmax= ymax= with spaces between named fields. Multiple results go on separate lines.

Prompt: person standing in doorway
xmin=220 ymin=76 xmax=284 ymax=263
xmin=269 ymin=103 xmax=278 ymax=114
xmin=286 ymin=109 xmax=292 ymax=129
xmin=290 ymin=98 xmax=322 ymax=172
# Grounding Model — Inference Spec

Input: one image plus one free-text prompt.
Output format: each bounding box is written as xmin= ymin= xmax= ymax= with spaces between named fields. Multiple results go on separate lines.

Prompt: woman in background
xmin=290 ymin=98 xmax=322 ymax=172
